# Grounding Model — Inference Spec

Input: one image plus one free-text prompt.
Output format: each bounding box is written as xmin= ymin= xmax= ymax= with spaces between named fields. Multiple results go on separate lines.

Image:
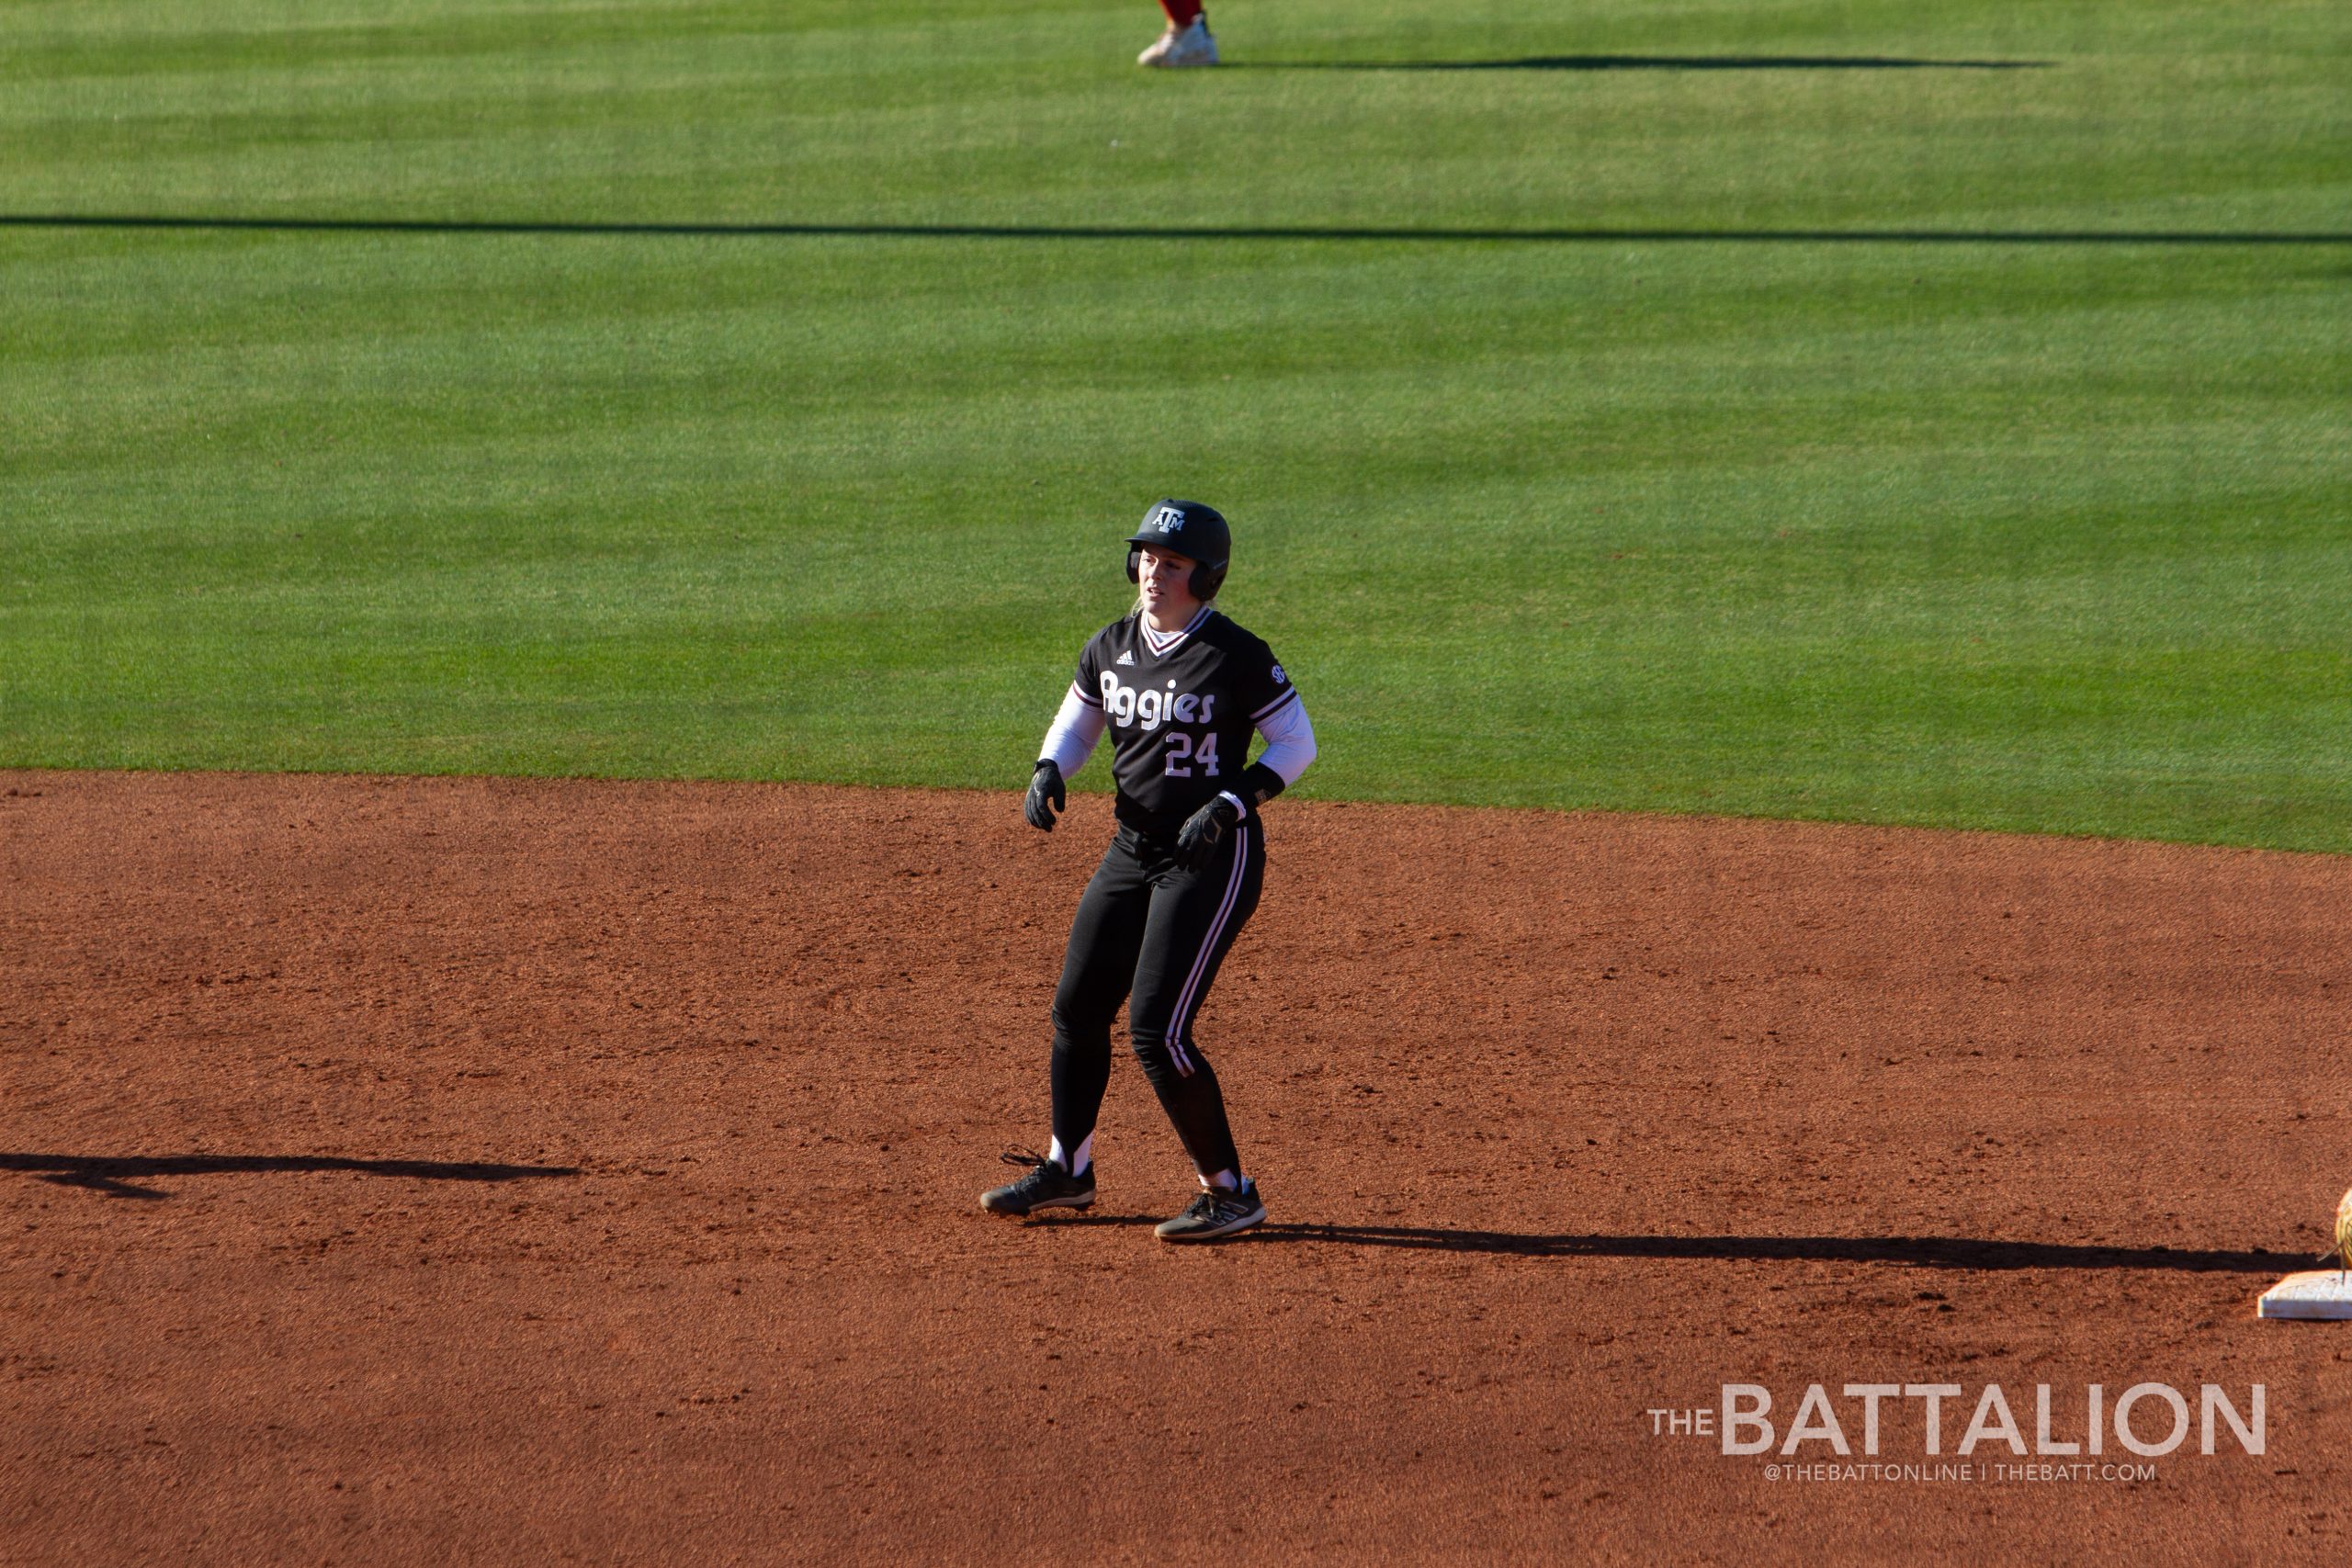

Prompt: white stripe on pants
xmin=1166 ymin=825 xmax=1248 ymax=1077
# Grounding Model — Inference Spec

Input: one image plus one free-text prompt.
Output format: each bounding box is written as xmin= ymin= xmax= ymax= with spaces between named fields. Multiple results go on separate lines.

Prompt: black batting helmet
xmin=1125 ymin=499 xmax=1231 ymax=601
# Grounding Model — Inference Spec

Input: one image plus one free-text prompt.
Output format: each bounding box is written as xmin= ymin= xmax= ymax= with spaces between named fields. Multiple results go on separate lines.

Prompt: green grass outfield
xmin=4 ymin=0 xmax=2347 ymax=850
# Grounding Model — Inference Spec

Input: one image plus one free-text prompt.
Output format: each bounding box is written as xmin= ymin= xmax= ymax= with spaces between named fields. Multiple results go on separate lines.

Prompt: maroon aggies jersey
xmin=1070 ymin=605 xmax=1300 ymax=837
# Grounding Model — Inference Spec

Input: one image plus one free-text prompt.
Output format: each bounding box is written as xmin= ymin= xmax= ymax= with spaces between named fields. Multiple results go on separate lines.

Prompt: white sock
xmin=1049 ymin=1134 xmax=1092 ymax=1177
xmin=1203 ymin=1167 xmax=1238 ymax=1191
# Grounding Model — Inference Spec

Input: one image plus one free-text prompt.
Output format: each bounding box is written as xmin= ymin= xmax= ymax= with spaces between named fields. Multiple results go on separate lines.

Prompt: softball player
xmin=982 ymin=499 xmax=1316 ymax=1242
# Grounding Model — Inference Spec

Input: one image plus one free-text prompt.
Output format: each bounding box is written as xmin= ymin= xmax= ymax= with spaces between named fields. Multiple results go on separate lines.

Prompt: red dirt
xmin=3 ymin=769 xmax=2348 ymax=1564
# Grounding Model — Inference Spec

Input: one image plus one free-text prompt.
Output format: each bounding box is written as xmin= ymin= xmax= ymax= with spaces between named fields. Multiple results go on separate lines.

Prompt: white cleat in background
xmin=1138 ymin=18 xmax=1219 ymax=67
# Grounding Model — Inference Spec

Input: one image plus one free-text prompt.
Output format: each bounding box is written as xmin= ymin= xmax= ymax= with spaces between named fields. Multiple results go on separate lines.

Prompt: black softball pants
xmin=1049 ymin=821 xmax=1266 ymax=1181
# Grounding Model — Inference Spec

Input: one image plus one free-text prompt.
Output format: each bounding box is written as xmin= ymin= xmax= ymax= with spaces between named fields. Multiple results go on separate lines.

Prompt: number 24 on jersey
xmin=1164 ymin=731 xmax=1219 ymax=778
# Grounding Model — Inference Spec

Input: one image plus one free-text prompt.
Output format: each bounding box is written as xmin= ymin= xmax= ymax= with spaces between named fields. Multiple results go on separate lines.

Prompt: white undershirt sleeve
xmin=1252 ymin=692 xmax=1317 ymax=787
xmin=1038 ymin=684 xmax=1108 ymax=777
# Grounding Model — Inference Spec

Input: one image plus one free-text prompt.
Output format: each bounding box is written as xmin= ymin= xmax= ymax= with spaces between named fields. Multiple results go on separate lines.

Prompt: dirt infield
xmin=4 ymin=769 xmax=2347 ymax=1564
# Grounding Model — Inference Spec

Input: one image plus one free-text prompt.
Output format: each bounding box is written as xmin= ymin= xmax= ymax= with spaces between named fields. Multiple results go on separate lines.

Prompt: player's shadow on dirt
xmin=1259 ymin=1224 xmax=2301 ymax=1274
xmin=0 ymin=1152 xmax=582 ymax=1201
xmin=1237 ymin=55 xmax=2046 ymax=72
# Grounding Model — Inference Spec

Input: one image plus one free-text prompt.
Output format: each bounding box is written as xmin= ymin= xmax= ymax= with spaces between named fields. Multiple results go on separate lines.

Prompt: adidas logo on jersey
xmin=1116 ymin=650 xmax=1135 ymax=666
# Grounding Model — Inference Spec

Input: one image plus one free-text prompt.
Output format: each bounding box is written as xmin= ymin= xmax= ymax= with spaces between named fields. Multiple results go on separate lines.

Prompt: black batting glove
xmin=1176 ymin=795 xmax=1243 ymax=870
xmin=1024 ymin=760 xmax=1066 ymax=831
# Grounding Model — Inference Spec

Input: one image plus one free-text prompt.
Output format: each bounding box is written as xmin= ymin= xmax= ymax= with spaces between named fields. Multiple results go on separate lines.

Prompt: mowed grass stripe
xmin=7 ymin=4 xmax=2343 ymax=231
xmin=3 ymin=0 xmax=2347 ymax=849
xmin=10 ymin=237 xmax=2338 ymax=453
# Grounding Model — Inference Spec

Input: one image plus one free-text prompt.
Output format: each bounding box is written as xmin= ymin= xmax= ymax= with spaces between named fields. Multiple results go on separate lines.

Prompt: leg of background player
xmin=1048 ymin=839 xmax=1151 ymax=1175
xmin=1139 ymin=0 xmax=1216 ymax=67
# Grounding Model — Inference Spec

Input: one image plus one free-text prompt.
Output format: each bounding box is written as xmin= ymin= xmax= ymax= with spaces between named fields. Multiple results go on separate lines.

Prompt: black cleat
xmin=1155 ymin=1178 xmax=1265 ymax=1242
xmin=980 ymin=1147 xmax=1096 ymax=1217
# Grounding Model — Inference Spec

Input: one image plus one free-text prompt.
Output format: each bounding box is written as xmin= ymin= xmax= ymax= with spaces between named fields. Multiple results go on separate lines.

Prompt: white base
xmin=2257 ymin=1269 xmax=2352 ymax=1320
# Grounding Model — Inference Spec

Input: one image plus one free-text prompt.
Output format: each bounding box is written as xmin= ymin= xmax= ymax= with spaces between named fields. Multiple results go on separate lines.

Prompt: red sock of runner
xmin=1158 ymin=0 xmax=1204 ymax=28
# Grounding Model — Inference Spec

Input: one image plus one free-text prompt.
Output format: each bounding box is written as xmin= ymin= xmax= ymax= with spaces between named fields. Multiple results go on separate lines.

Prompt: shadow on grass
xmin=1 ymin=214 xmax=2344 ymax=248
xmin=1254 ymin=1224 xmax=2301 ymax=1272
xmin=1 ymin=1152 xmax=582 ymax=1200
xmin=1235 ymin=54 xmax=2048 ymax=72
